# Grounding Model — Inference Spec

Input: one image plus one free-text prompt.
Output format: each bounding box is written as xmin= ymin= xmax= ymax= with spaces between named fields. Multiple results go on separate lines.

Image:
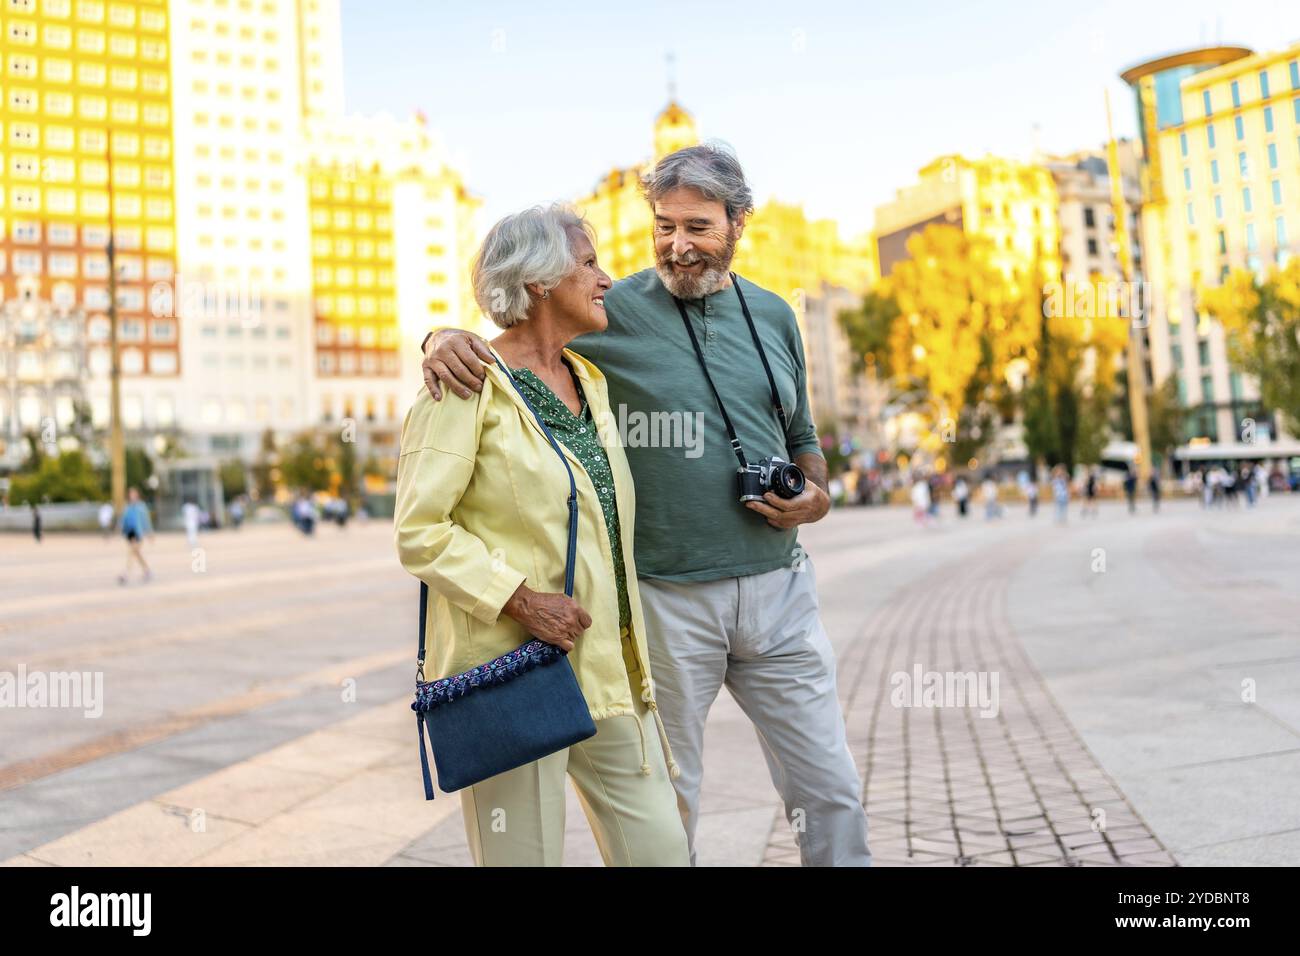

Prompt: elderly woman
xmin=394 ymin=203 xmax=688 ymax=867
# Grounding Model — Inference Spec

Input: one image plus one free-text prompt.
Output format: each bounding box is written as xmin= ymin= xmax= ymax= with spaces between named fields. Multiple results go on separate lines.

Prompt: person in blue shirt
xmin=119 ymin=487 xmax=154 ymax=585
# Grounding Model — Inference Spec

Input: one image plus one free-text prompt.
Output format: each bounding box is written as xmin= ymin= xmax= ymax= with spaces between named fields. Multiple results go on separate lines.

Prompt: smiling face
xmin=547 ymin=227 xmax=613 ymax=334
xmin=652 ymin=186 xmax=741 ymax=299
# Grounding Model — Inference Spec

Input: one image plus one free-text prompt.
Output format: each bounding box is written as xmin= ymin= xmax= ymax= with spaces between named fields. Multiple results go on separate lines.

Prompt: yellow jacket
xmin=394 ymin=345 xmax=677 ymax=776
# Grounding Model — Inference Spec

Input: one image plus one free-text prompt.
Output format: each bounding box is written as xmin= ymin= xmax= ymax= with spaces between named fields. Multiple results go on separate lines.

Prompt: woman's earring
xmin=542 ymin=290 xmax=550 ymax=299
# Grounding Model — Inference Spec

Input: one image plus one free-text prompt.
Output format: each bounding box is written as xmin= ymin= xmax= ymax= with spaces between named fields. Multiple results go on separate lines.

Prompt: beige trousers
xmin=459 ymin=632 xmax=689 ymax=867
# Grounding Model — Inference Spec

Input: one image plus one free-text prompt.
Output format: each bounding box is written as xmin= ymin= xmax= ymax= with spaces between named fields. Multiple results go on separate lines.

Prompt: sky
xmin=340 ymin=0 xmax=1300 ymax=237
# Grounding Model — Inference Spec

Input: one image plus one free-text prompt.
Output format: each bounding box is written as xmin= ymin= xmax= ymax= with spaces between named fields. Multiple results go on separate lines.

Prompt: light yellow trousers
xmin=460 ymin=632 xmax=689 ymax=867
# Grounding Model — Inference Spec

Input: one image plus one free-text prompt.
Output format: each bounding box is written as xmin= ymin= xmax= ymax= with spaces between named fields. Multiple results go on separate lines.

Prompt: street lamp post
xmin=105 ymin=134 xmax=125 ymax=514
xmin=1105 ymin=90 xmax=1154 ymax=484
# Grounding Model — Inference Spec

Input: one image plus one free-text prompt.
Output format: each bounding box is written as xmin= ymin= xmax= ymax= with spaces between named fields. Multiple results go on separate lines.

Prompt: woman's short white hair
xmin=472 ymin=203 xmax=596 ymax=329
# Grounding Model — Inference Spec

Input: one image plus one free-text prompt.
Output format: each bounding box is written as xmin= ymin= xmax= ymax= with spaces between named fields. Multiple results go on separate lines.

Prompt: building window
xmin=1182 ymin=168 xmax=1191 ymax=191
xmin=1180 ymin=131 xmax=1188 ymax=157
xmin=1234 ymin=115 xmax=1244 ymax=141
xmin=1207 ymin=124 xmax=1216 ymax=149
xmin=1246 ymin=222 xmax=1257 ymax=252
xmin=1260 ymin=70 xmax=1271 ymax=99
xmin=1087 ymin=238 xmax=1099 ymax=256
xmin=1201 ymin=375 xmax=1214 ymax=403
xmin=1203 ymin=89 xmax=1213 ymax=117
xmin=1213 ymin=195 xmax=1223 ymax=219
xmin=1264 ymin=105 xmax=1274 ymax=133
xmin=1187 ymin=202 xmax=1195 ymax=226
xmin=1291 ymin=61 xmax=1299 ymax=90
xmin=1274 ymin=179 xmax=1284 ymax=205
xmin=1217 ymin=229 xmax=1227 ymax=254
xmin=1268 ymin=143 xmax=1278 ymax=170
xmin=150 ymin=351 xmax=177 ymax=375
xmin=1239 ymin=151 xmax=1250 ymax=178
xmin=1231 ymin=80 xmax=1240 ymax=108
xmin=1210 ymin=159 xmax=1220 ymax=184
xmin=1243 ymin=187 xmax=1252 ymax=213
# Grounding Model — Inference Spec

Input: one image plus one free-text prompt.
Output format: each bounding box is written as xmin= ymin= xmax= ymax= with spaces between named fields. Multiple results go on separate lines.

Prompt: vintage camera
xmin=737 ymin=456 xmax=806 ymax=503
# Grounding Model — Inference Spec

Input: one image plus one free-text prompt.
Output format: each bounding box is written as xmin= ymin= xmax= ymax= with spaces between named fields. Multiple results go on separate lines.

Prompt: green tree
xmin=1200 ymin=259 xmax=1300 ymax=433
xmin=1021 ymin=278 xmax=1127 ymax=471
xmin=279 ymin=432 xmax=332 ymax=492
xmin=1115 ymin=374 xmax=1183 ymax=471
xmin=335 ymin=433 xmax=358 ymax=499
xmin=219 ymin=459 xmax=249 ymax=501
xmin=838 ymin=289 xmax=899 ymax=376
xmin=8 ymin=450 xmax=104 ymax=504
xmin=251 ymin=428 xmax=278 ymax=501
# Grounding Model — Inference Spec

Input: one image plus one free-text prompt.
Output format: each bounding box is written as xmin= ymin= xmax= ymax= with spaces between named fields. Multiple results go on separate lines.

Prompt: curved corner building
xmin=1121 ymin=45 xmax=1300 ymax=464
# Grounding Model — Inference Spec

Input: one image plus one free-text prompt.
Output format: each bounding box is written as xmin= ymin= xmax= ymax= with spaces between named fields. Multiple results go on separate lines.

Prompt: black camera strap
xmin=672 ymin=273 xmax=790 ymax=470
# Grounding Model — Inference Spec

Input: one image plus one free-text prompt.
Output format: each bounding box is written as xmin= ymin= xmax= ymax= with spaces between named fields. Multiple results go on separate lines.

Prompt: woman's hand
xmin=422 ymin=329 xmax=494 ymax=400
xmin=501 ymin=583 xmax=591 ymax=652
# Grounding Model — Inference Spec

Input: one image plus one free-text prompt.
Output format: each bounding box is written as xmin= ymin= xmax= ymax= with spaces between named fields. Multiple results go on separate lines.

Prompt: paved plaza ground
xmin=2 ymin=493 xmax=1297 ymax=866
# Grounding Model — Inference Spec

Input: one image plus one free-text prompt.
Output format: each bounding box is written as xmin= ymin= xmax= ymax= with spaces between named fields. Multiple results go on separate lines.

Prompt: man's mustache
xmin=660 ymin=250 xmax=717 ymax=266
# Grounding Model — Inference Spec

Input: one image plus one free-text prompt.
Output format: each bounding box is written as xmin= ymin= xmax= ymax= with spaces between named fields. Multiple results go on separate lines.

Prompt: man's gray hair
xmin=641 ymin=142 xmax=755 ymax=223
xmin=472 ymin=203 xmax=595 ymax=328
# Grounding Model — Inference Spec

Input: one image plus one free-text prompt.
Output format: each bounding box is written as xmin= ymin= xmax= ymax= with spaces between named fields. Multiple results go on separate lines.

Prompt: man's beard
xmin=654 ymin=226 xmax=737 ymax=299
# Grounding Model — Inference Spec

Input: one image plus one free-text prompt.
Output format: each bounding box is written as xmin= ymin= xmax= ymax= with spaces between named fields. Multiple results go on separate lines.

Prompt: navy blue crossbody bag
xmin=412 ymin=356 xmax=597 ymax=799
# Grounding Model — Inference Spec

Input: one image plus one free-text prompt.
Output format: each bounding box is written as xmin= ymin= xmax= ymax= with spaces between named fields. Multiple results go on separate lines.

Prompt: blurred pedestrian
xmin=229 ymin=496 xmax=246 ymax=529
xmin=1025 ymin=479 xmax=1039 ymax=518
xmin=293 ymin=493 xmax=316 ymax=536
xmin=98 ymin=500 xmax=114 ymax=539
xmin=981 ymin=474 xmax=1000 ymax=520
xmin=1123 ymin=468 xmax=1137 ymax=514
xmin=32 ymin=502 xmax=42 ymax=543
xmin=1082 ymin=468 xmax=1099 ymax=518
xmin=118 ymin=488 xmax=153 ymax=585
xmin=1052 ymin=467 xmax=1070 ymax=524
xmin=182 ymin=499 xmax=201 ymax=548
xmin=1148 ymin=472 xmax=1162 ymax=513
xmin=911 ymin=475 xmax=932 ymax=526
xmin=953 ymin=476 xmax=969 ymax=518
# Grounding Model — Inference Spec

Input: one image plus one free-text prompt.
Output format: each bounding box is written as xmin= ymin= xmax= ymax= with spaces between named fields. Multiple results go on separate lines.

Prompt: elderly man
xmin=421 ymin=144 xmax=870 ymax=867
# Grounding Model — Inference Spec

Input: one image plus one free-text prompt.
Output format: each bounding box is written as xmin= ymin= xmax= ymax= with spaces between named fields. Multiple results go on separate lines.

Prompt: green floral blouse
xmin=510 ymin=361 xmax=631 ymax=631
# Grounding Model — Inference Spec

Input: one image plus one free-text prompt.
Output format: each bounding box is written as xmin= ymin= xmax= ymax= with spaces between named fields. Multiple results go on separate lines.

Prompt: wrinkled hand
xmin=422 ymin=329 xmax=493 ymax=400
xmin=744 ymin=483 xmax=831 ymax=529
xmin=502 ymin=584 xmax=592 ymax=652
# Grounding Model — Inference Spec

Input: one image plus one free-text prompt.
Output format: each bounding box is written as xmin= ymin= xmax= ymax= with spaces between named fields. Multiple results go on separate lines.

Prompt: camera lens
xmin=773 ymin=462 xmax=805 ymax=499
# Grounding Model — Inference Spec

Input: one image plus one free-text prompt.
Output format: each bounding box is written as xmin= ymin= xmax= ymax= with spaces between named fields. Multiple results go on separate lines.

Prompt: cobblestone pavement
xmin=3 ymin=495 xmax=1296 ymax=866
xmin=762 ymin=531 xmax=1175 ymax=866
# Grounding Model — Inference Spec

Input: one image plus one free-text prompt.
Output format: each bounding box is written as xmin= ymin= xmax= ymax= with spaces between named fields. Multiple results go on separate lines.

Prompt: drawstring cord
xmin=646 ymin=700 xmax=681 ymax=780
xmin=633 ymin=705 xmax=651 ymax=775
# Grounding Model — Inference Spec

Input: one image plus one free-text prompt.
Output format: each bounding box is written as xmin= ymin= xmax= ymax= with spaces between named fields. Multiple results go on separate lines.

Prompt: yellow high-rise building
xmin=0 ymin=0 xmax=177 ymax=391
xmin=1122 ymin=44 xmax=1300 ymax=453
xmin=305 ymin=113 xmax=481 ymax=435
xmin=874 ymin=154 xmax=1061 ymax=285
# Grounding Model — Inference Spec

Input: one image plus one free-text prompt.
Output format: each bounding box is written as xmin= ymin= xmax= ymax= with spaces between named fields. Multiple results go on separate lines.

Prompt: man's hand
xmin=745 ymin=482 xmax=830 ymax=529
xmin=745 ymin=451 xmax=830 ymax=529
xmin=501 ymin=584 xmax=592 ymax=652
xmin=422 ymin=329 xmax=494 ymax=400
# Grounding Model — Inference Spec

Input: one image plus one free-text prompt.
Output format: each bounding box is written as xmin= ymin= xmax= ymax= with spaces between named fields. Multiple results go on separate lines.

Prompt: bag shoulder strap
xmin=416 ymin=355 xmax=580 ymax=680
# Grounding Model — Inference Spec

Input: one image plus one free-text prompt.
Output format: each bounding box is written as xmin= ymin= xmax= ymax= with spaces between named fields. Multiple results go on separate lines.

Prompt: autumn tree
xmin=839 ymin=224 xmax=1039 ymax=462
xmin=1021 ymin=276 xmax=1129 ymax=470
xmin=1200 ymin=259 xmax=1300 ymax=433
